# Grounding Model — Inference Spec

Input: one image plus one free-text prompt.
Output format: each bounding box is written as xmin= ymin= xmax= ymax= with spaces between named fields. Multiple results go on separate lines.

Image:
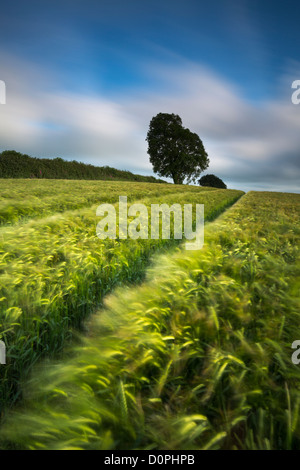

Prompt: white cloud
xmin=0 ymin=54 xmax=299 ymax=191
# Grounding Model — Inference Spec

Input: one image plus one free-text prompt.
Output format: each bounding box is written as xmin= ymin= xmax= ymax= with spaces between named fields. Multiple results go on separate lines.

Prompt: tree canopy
xmin=146 ymin=113 xmax=209 ymax=184
xmin=199 ymin=174 xmax=227 ymax=189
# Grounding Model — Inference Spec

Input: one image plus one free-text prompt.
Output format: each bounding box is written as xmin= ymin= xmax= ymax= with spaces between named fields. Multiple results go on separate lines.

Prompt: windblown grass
xmin=0 ymin=191 xmax=299 ymax=450
xmin=0 ymin=179 xmax=216 ymax=226
xmin=0 ymin=182 xmax=242 ymax=414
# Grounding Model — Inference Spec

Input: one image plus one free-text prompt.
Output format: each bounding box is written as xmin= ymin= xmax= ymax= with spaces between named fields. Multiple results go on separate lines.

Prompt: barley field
xmin=0 ymin=180 xmax=243 ymax=415
xmin=0 ymin=183 xmax=299 ymax=450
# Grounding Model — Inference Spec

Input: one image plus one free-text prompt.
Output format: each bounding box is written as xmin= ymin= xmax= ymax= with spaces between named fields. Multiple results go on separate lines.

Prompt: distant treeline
xmin=0 ymin=150 xmax=167 ymax=183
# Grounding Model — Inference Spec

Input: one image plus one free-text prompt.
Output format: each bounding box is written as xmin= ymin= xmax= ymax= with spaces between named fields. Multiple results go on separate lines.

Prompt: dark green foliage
xmin=199 ymin=174 xmax=227 ymax=189
xmin=146 ymin=113 xmax=209 ymax=184
xmin=0 ymin=150 xmax=166 ymax=183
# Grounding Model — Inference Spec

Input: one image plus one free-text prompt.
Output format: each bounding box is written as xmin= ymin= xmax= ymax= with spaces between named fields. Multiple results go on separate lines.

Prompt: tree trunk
xmin=173 ymin=174 xmax=183 ymax=184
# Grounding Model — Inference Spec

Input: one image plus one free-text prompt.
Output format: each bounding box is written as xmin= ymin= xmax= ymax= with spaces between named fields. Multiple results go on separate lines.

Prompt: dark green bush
xmin=0 ymin=150 xmax=166 ymax=183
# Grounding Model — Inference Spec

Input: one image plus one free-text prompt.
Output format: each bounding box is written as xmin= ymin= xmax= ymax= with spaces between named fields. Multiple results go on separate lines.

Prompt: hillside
xmin=0 ymin=188 xmax=299 ymax=450
xmin=0 ymin=181 xmax=243 ymax=418
xmin=0 ymin=150 xmax=167 ymax=183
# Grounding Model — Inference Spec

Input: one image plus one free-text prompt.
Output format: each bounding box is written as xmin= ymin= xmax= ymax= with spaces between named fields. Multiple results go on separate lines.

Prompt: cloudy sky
xmin=0 ymin=0 xmax=299 ymax=192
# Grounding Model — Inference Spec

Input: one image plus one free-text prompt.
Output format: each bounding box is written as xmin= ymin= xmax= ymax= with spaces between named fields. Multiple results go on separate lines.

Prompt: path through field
xmin=0 ymin=188 xmax=299 ymax=450
xmin=0 ymin=180 xmax=243 ymax=417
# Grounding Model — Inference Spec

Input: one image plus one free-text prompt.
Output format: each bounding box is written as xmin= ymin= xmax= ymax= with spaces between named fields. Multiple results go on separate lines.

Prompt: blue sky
xmin=0 ymin=0 xmax=299 ymax=192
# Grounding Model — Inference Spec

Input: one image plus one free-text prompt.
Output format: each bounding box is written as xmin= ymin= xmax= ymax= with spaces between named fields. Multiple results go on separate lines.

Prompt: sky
xmin=0 ymin=0 xmax=299 ymax=192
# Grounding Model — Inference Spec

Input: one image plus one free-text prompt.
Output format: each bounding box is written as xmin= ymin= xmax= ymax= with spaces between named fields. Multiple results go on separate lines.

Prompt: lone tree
xmin=146 ymin=113 xmax=209 ymax=184
xmin=199 ymin=174 xmax=227 ymax=189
